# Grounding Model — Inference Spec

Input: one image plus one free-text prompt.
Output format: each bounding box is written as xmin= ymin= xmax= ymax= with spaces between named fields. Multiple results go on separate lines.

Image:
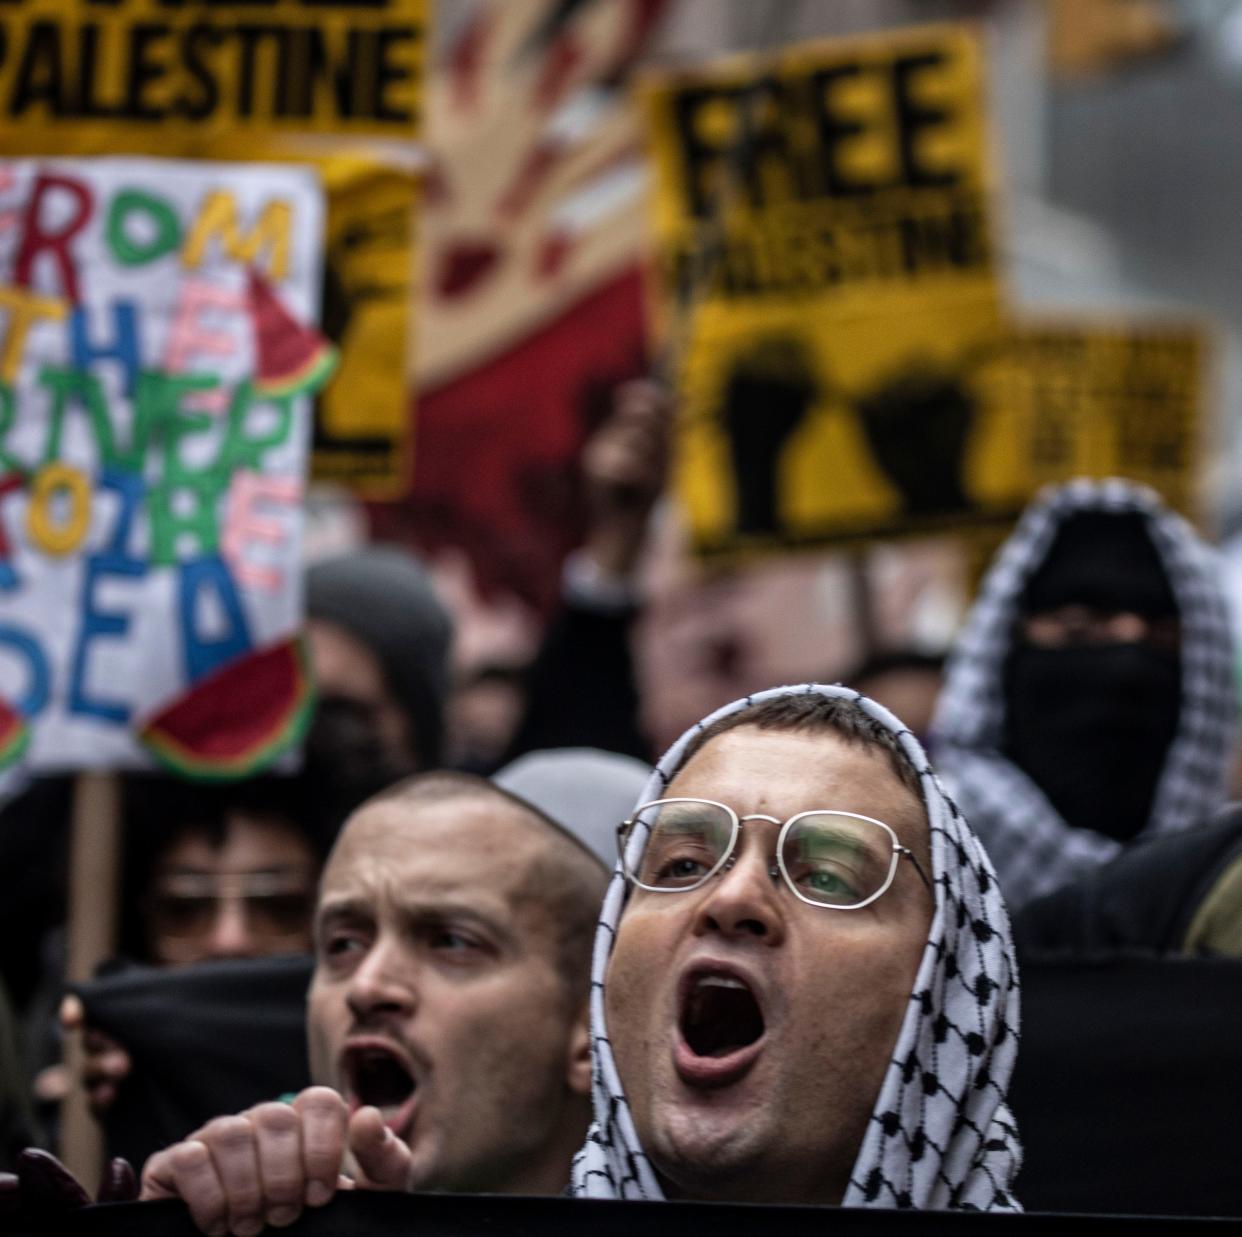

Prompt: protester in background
xmin=307 ymin=545 xmax=455 ymax=774
xmin=59 ymin=754 xmax=393 ymax=1121
xmin=569 ymin=684 xmax=1020 ymax=1210
xmin=932 ymin=478 xmax=1237 ymax=911
xmin=447 ymin=663 xmax=530 ymax=775
xmin=139 ymin=772 xmax=609 ymax=1232
xmin=493 ymin=747 xmax=651 ymax=866
xmin=112 ymin=774 xmax=348 ymax=968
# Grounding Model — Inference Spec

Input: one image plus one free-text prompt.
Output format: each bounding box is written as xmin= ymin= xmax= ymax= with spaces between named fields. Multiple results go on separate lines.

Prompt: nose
xmin=692 ymin=839 xmax=786 ymax=946
xmin=204 ymin=897 xmax=259 ymax=960
xmin=345 ymin=934 xmax=417 ymax=1023
xmin=1106 ymin=612 xmax=1151 ymax=644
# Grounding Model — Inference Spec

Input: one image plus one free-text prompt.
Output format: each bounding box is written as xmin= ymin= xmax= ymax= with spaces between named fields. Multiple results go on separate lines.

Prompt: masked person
xmin=138 ymin=772 xmax=608 ymax=1233
xmin=57 ymin=758 xmax=394 ymax=1130
xmin=572 ymin=684 xmax=1021 ymax=1211
xmin=932 ymin=478 xmax=1237 ymax=910
xmin=306 ymin=547 xmax=455 ymax=775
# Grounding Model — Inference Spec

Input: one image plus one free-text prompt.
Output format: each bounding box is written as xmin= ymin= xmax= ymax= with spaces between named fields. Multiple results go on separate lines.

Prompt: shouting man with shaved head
xmin=141 ymin=772 xmax=608 ymax=1234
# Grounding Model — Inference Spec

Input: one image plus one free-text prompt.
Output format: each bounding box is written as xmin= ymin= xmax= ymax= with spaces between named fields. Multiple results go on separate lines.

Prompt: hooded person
xmin=306 ymin=546 xmax=454 ymax=773
xmin=932 ymin=478 xmax=1237 ymax=910
xmin=571 ymin=683 xmax=1021 ymax=1211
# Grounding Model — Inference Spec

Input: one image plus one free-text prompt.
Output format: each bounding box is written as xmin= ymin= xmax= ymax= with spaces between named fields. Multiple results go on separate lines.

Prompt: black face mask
xmin=304 ymin=695 xmax=415 ymax=787
xmin=1004 ymin=642 xmax=1181 ymax=843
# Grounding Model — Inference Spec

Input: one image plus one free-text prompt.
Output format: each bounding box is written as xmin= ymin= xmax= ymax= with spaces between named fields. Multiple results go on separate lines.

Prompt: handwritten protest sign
xmin=643 ymin=24 xmax=1004 ymax=557
xmin=1 ymin=0 xmax=427 ymax=498
xmin=0 ymin=157 xmax=332 ymax=775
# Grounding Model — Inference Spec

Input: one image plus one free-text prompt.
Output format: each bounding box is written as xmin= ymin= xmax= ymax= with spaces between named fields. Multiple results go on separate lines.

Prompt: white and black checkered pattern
xmin=570 ymin=683 xmax=1022 ymax=1212
xmin=932 ymin=478 xmax=1238 ymax=910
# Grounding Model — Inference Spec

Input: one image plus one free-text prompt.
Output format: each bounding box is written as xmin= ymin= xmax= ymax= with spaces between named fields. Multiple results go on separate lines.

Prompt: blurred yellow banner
xmin=2 ymin=0 xmax=426 ymax=497
xmin=975 ymin=321 xmax=1205 ymax=519
xmin=643 ymin=24 xmax=1006 ymax=556
xmin=644 ymin=25 xmax=1206 ymax=557
xmin=1 ymin=0 xmax=425 ymax=146
xmin=673 ymin=299 xmax=1206 ymax=557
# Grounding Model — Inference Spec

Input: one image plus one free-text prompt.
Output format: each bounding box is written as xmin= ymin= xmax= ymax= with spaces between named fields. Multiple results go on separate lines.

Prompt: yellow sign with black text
xmin=0 ymin=0 xmax=425 ymax=145
xmin=645 ymin=25 xmax=1204 ymax=555
xmin=645 ymin=25 xmax=1005 ymax=554
xmin=975 ymin=321 xmax=1205 ymax=519
xmin=2 ymin=0 xmax=425 ymax=496
xmin=674 ymin=302 xmax=1205 ymax=555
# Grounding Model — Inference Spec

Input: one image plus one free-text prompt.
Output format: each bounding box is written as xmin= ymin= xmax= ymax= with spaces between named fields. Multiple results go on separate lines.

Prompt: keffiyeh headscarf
xmin=571 ymin=683 xmax=1022 ymax=1211
xmin=932 ymin=478 xmax=1237 ymax=910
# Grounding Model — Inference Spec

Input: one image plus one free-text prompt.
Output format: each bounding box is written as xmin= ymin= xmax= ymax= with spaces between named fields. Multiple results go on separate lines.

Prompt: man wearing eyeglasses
xmin=56 ymin=775 xmax=339 ymax=1119
xmin=573 ymin=684 xmax=1022 ymax=1210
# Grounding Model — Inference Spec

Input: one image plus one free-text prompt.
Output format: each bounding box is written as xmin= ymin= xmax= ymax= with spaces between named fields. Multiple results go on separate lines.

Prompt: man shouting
xmin=140 ymin=772 xmax=607 ymax=1233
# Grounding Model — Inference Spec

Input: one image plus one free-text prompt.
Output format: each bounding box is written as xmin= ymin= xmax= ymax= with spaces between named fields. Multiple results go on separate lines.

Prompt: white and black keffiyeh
xmin=571 ymin=683 xmax=1022 ymax=1212
xmin=932 ymin=478 xmax=1237 ymax=910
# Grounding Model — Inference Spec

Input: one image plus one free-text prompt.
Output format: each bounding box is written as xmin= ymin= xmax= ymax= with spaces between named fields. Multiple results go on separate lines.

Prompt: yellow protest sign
xmin=974 ymin=320 xmax=1206 ymax=518
xmin=0 ymin=0 xmax=425 ymax=146
xmin=644 ymin=24 xmax=1006 ymax=556
xmin=2 ymin=0 xmax=425 ymax=497
xmin=312 ymin=156 xmax=417 ymax=492
xmin=676 ymin=303 xmax=1205 ymax=556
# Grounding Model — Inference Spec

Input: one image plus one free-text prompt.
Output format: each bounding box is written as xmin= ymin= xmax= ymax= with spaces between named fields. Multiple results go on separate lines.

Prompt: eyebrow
xmin=661 ymin=813 xmax=718 ymax=834
xmin=162 ymin=863 xmax=313 ymax=878
xmin=315 ymin=895 xmax=512 ymax=942
xmin=315 ymin=896 xmax=372 ymax=925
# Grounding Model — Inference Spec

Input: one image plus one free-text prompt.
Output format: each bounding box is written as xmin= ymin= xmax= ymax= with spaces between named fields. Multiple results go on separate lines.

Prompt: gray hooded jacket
xmin=932 ymin=478 xmax=1237 ymax=910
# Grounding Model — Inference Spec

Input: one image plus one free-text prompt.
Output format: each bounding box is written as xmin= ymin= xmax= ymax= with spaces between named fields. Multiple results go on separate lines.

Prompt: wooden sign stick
xmin=59 ymin=770 xmax=122 ymax=1193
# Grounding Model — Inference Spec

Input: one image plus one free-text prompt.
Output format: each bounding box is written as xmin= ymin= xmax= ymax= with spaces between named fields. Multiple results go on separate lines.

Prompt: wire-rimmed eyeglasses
xmin=618 ymin=798 xmax=932 ymax=910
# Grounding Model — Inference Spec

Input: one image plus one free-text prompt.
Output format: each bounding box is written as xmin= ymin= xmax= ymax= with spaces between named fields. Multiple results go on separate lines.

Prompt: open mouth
xmin=343 ymin=1042 xmax=418 ymax=1130
xmin=680 ymin=973 xmax=765 ymax=1059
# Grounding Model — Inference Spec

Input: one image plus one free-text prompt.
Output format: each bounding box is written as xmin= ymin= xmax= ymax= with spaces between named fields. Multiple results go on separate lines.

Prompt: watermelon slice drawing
xmin=248 ymin=268 xmax=338 ymax=399
xmin=0 ymin=697 xmax=30 ymax=773
xmin=140 ymin=636 xmax=316 ymax=781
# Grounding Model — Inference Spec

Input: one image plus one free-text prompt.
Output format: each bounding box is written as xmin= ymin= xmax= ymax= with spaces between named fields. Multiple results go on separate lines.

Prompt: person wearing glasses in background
xmin=931 ymin=478 xmax=1237 ymax=911
xmin=57 ymin=769 xmax=379 ymax=1118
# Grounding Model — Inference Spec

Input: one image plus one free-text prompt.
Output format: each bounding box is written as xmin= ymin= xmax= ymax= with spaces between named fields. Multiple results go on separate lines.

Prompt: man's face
xmin=307 ymin=795 xmax=588 ymax=1194
xmin=147 ymin=814 xmax=318 ymax=966
xmin=605 ymin=727 xmax=934 ymax=1206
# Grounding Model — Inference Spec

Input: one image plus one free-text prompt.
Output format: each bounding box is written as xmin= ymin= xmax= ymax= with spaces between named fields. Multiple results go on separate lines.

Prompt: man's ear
xmin=566 ymin=1000 xmax=592 ymax=1097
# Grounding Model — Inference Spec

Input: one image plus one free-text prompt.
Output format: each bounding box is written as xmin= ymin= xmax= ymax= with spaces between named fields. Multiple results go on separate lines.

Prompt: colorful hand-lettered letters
xmin=0 ymin=157 xmax=330 ymax=771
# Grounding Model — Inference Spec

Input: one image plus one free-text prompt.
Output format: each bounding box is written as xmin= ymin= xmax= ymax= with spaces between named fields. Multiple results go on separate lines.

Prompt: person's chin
xmin=402 ymin=1137 xmax=445 ymax=1192
xmin=648 ymin=1101 xmax=769 ymax=1197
